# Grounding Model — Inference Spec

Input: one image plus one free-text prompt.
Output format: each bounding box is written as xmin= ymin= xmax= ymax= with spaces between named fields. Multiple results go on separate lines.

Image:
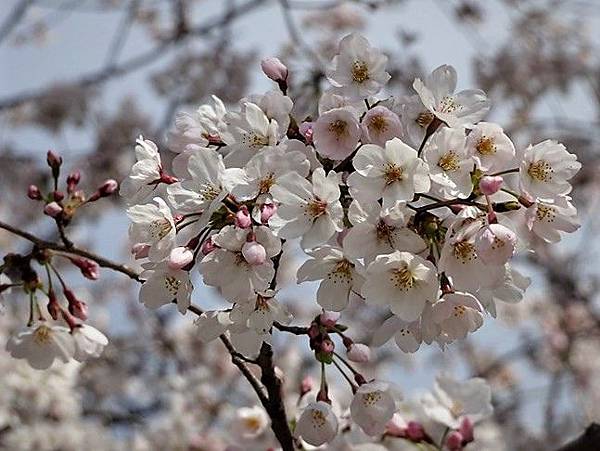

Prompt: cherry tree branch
xmin=0 ymin=218 xmax=295 ymax=450
xmin=555 ymin=423 xmax=600 ymax=451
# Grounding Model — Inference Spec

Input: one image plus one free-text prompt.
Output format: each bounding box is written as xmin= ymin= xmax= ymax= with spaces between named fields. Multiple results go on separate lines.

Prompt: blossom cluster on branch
xmin=0 ymin=31 xmax=582 ymax=450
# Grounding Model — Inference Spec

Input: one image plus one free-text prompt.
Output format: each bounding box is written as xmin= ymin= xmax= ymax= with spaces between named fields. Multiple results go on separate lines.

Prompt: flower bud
xmin=445 ymin=431 xmax=464 ymax=451
xmin=99 ymin=179 xmax=118 ymax=195
xmin=44 ymin=201 xmax=63 ymax=218
xmin=53 ymin=191 xmax=65 ymax=202
xmin=320 ymin=311 xmax=340 ymax=327
xmin=479 ymin=175 xmax=503 ymax=196
xmin=261 ymin=57 xmax=288 ymax=82
xmin=299 ymin=122 xmax=314 ymax=144
xmin=406 ymin=421 xmax=425 ymax=441
xmin=168 ymin=246 xmax=194 ymax=270
xmin=260 ymin=202 xmax=277 ymax=224
xmin=201 ymin=237 xmax=217 ymax=255
xmin=300 ymin=376 xmax=314 ymax=396
xmin=66 ymin=171 xmax=81 ymax=193
xmin=242 ymin=241 xmax=267 ymax=265
xmin=347 ymin=343 xmax=371 ymax=363
xmin=46 ymin=288 xmax=61 ymax=321
xmin=69 ymin=257 xmax=100 ymax=280
xmin=320 ymin=338 xmax=335 ymax=354
xmin=308 ymin=323 xmax=320 ymax=339
xmin=131 ymin=243 xmax=150 ymax=259
xmin=234 ymin=206 xmax=252 ymax=229
xmin=27 ymin=185 xmax=42 ymax=200
xmin=68 ymin=298 xmax=88 ymax=321
xmin=46 ymin=150 xmax=62 ymax=171
xmin=459 ymin=417 xmax=474 ymax=443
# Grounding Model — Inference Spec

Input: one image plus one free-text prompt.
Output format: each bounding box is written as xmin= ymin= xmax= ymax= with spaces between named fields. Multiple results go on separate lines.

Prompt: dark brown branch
xmin=555 ymin=423 xmax=600 ymax=451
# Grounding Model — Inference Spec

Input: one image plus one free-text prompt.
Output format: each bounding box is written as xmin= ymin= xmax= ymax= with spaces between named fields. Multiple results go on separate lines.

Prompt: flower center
xmin=450 ymin=400 xmax=464 ymax=418
xmin=164 ymin=276 xmax=181 ymax=296
xmin=328 ymin=120 xmax=348 ymax=139
xmin=33 ymin=325 xmax=52 ymax=345
xmin=199 ymin=183 xmax=220 ymax=202
xmin=383 ymin=163 xmax=404 ymax=185
xmin=453 ymin=305 xmax=467 ymax=317
xmin=311 ymin=409 xmax=326 ymax=428
xmin=328 ymin=259 xmax=353 ymax=283
xmin=149 ymin=218 xmax=172 ymax=240
xmin=536 ymin=204 xmax=556 ymax=222
xmin=453 ymin=241 xmax=476 ymax=263
xmin=244 ymin=417 xmax=262 ymax=432
xmin=527 ymin=160 xmax=553 ymax=182
xmin=416 ymin=111 xmax=434 ymax=128
xmin=362 ymin=391 xmax=382 ymax=406
xmin=391 ymin=265 xmax=415 ymax=291
xmin=351 ymin=60 xmax=370 ymax=83
xmin=438 ymin=96 xmax=460 ymax=114
xmin=476 ymin=136 xmax=496 ymax=155
xmin=438 ymin=151 xmax=461 ymax=172
xmin=258 ymin=172 xmax=276 ymax=194
xmin=243 ymin=132 xmax=269 ymax=149
xmin=369 ymin=114 xmax=388 ymax=134
xmin=306 ymin=199 xmax=328 ymax=218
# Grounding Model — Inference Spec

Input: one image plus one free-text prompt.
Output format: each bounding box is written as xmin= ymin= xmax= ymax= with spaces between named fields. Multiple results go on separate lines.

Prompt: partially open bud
xmin=201 ymin=236 xmax=217 ymax=255
xmin=320 ymin=311 xmax=340 ymax=328
xmin=347 ymin=343 xmax=371 ymax=363
xmin=28 ymin=185 xmax=42 ymax=200
xmin=69 ymin=257 xmax=100 ymax=280
xmin=46 ymin=288 xmax=61 ymax=320
xmin=242 ymin=241 xmax=267 ymax=265
xmin=168 ymin=246 xmax=194 ymax=270
xmin=299 ymin=122 xmax=314 ymax=144
xmin=66 ymin=293 xmax=88 ymax=321
xmin=385 ymin=414 xmax=407 ymax=437
xmin=66 ymin=171 xmax=81 ymax=194
xmin=260 ymin=202 xmax=277 ymax=224
xmin=479 ymin=175 xmax=503 ymax=196
xmin=445 ymin=431 xmax=464 ymax=451
xmin=46 ymin=150 xmax=62 ymax=171
xmin=261 ymin=57 xmax=288 ymax=82
xmin=300 ymin=376 xmax=314 ymax=396
xmin=406 ymin=421 xmax=426 ymax=441
xmin=234 ymin=206 xmax=252 ymax=229
xmin=44 ymin=201 xmax=63 ymax=218
xmin=459 ymin=417 xmax=474 ymax=443
xmin=131 ymin=243 xmax=150 ymax=259
xmin=88 ymin=179 xmax=119 ymax=202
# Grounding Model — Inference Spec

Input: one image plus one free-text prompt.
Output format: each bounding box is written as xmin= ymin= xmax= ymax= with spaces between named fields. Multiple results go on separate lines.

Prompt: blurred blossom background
xmin=1 ymin=0 xmax=600 ymax=449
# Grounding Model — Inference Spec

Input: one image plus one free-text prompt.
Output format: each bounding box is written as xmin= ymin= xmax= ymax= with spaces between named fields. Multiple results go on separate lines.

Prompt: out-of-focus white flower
xmin=327 ymin=33 xmax=390 ymax=100
xmin=361 ymin=105 xmax=403 ymax=147
xmin=223 ymin=102 xmax=279 ymax=167
xmin=519 ymin=140 xmax=581 ymax=199
xmin=350 ymin=381 xmax=399 ymax=436
xmin=348 ymin=138 xmax=430 ymax=207
xmin=229 ymin=290 xmax=292 ymax=335
xmin=476 ymin=264 xmax=530 ymax=317
xmin=313 ymin=108 xmax=361 ymax=160
xmin=422 ymin=127 xmax=473 ymax=199
xmin=421 ymin=374 xmax=492 ymax=429
xmin=72 ymin=325 xmax=108 ymax=362
xmin=200 ymin=226 xmax=280 ymax=301
xmin=413 ymin=65 xmax=490 ymax=128
xmin=297 ymin=245 xmax=365 ymax=312
xmin=139 ymin=263 xmax=192 ymax=314
xmin=362 ymin=251 xmax=439 ymax=322
xmin=295 ymin=401 xmax=338 ymax=446
xmin=270 ymin=168 xmax=344 ymax=249
xmin=127 ymin=197 xmax=175 ymax=262
xmin=194 ymin=310 xmax=233 ymax=342
xmin=6 ymin=323 xmax=75 ymax=370
xmin=232 ymin=405 xmax=270 ymax=439
xmin=431 ymin=292 xmax=483 ymax=340
xmin=466 ymin=122 xmax=515 ymax=172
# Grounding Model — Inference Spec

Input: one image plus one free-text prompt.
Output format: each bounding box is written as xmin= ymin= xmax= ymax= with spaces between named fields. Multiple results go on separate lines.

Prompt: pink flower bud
xmin=27 ymin=185 xmax=42 ymax=200
xmin=67 ymin=296 xmax=88 ymax=321
xmin=260 ymin=203 xmax=277 ymax=224
xmin=88 ymin=179 xmax=119 ymax=202
xmin=234 ymin=206 xmax=252 ymax=229
xmin=46 ymin=150 xmax=62 ymax=170
xmin=347 ymin=343 xmax=371 ymax=363
xmin=66 ymin=171 xmax=81 ymax=193
xmin=47 ymin=288 xmax=61 ymax=321
xmin=241 ymin=241 xmax=267 ymax=265
xmin=261 ymin=57 xmax=288 ymax=82
xmin=385 ymin=414 xmax=407 ymax=437
xmin=53 ymin=191 xmax=65 ymax=201
xmin=44 ymin=201 xmax=63 ymax=218
xmin=445 ymin=431 xmax=464 ymax=451
xmin=299 ymin=122 xmax=314 ymax=144
xmin=406 ymin=421 xmax=425 ymax=441
xmin=168 ymin=247 xmax=194 ymax=270
xmin=308 ymin=323 xmax=320 ymax=339
xmin=300 ymin=376 xmax=313 ymax=396
xmin=320 ymin=338 xmax=335 ymax=354
xmin=319 ymin=311 xmax=340 ymax=327
xmin=131 ymin=243 xmax=150 ymax=259
xmin=69 ymin=257 xmax=100 ymax=280
xmin=479 ymin=175 xmax=503 ymax=196
xmin=459 ymin=417 xmax=474 ymax=443
xmin=201 ymin=237 xmax=217 ymax=255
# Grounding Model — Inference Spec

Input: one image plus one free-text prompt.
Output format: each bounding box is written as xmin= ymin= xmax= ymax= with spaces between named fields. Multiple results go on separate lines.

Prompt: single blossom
xmin=233 ymin=405 xmax=270 ymax=440
xmin=431 ymin=292 xmax=484 ymax=340
xmin=261 ymin=57 xmax=288 ymax=82
xmin=139 ymin=262 xmax=192 ymax=314
xmin=350 ymin=381 xmax=399 ymax=436
xmin=474 ymin=223 xmax=517 ymax=265
xmin=313 ymin=108 xmax=361 ymax=160
xmin=6 ymin=323 xmax=75 ymax=370
xmin=72 ymin=325 xmax=109 ymax=362
xmin=127 ymin=197 xmax=176 ymax=262
xmin=295 ymin=401 xmax=338 ymax=446
xmin=361 ymin=105 xmax=403 ymax=147
xmin=466 ymin=122 xmax=515 ymax=172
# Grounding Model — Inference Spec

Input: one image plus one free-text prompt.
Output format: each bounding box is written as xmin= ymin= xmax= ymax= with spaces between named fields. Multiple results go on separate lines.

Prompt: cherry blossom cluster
xmin=1 ymin=152 xmax=114 ymax=369
xmin=116 ymin=32 xmax=581 ymax=447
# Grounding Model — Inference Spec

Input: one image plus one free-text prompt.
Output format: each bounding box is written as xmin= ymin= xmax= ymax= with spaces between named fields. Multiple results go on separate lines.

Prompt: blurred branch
xmin=0 ymin=0 xmax=34 ymax=44
xmin=103 ymin=0 xmax=140 ymax=66
xmin=555 ymin=423 xmax=600 ymax=451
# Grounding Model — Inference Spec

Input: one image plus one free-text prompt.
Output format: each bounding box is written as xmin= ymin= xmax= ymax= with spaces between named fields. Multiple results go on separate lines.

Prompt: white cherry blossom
xmin=431 ymin=292 xmax=484 ymax=340
xmin=296 ymin=245 xmax=365 ymax=312
xmin=348 ymin=137 xmax=430 ymax=207
xmin=413 ymin=65 xmax=490 ymax=128
xmin=519 ymin=140 xmax=581 ymax=199
xmin=229 ymin=290 xmax=292 ymax=335
xmin=327 ymin=33 xmax=390 ymax=100
xmin=72 ymin=325 xmax=109 ymax=362
xmin=524 ymin=196 xmax=580 ymax=243
xmin=232 ymin=406 xmax=270 ymax=440
xmin=350 ymin=381 xmax=399 ymax=436
xmin=361 ymin=105 xmax=403 ymax=147
xmin=474 ymin=223 xmax=517 ymax=265
xmin=126 ymin=197 xmax=175 ymax=262
xmin=313 ymin=107 xmax=361 ymax=160
xmin=270 ymin=168 xmax=344 ymax=249
xmin=295 ymin=401 xmax=339 ymax=446
xmin=362 ymin=251 xmax=439 ymax=321
xmin=243 ymin=90 xmax=293 ymax=138
xmin=371 ymin=315 xmax=423 ymax=353
xmin=139 ymin=262 xmax=192 ymax=314
xmin=477 ymin=265 xmax=530 ymax=317
xmin=6 ymin=323 xmax=75 ymax=370
xmin=466 ymin=122 xmax=515 ymax=172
